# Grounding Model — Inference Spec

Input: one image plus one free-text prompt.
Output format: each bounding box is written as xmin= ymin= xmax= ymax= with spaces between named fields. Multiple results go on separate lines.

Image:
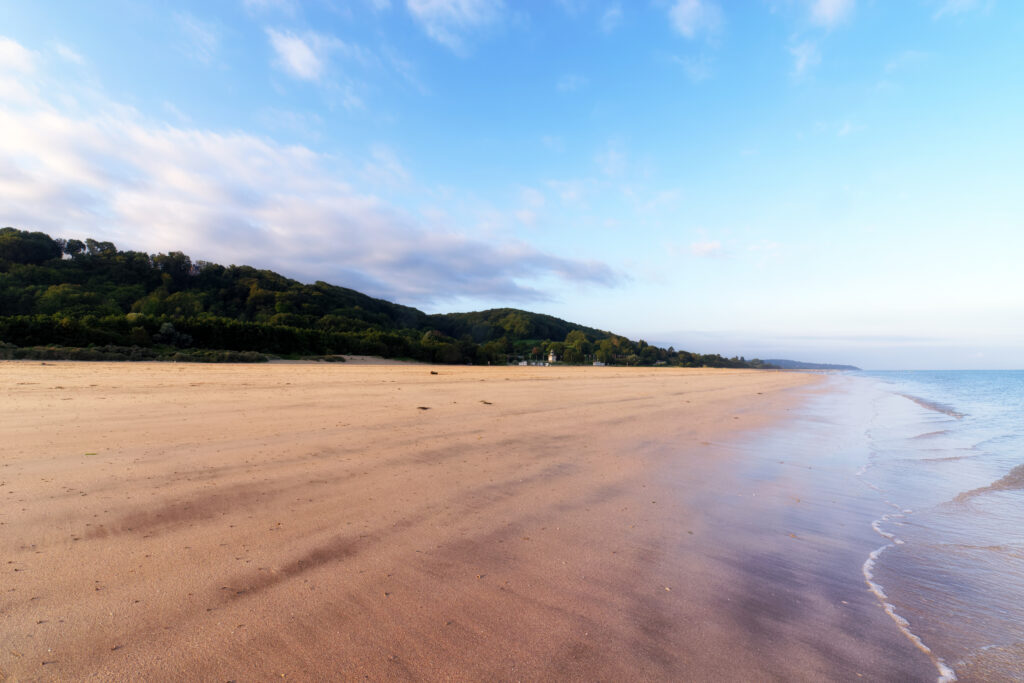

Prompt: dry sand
xmin=0 ymin=362 xmax=933 ymax=681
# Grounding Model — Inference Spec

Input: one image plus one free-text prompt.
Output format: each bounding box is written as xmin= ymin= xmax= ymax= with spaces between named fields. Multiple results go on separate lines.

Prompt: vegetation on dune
xmin=0 ymin=227 xmax=774 ymax=367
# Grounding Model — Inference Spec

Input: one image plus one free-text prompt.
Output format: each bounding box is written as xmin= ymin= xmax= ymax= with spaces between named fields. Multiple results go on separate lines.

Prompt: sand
xmin=0 ymin=362 xmax=934 ymax=681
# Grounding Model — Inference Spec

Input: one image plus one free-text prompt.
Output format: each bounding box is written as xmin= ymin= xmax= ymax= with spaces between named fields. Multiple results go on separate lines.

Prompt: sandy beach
xmin=1 ymin=362 xmax=935 ymax=680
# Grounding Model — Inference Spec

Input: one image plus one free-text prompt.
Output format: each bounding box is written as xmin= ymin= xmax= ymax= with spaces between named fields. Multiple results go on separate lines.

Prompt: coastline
xmin=850 ymin=370 xmax=1024 ymax=681
xmin=1 ymin=362 xmax=933 ymax=680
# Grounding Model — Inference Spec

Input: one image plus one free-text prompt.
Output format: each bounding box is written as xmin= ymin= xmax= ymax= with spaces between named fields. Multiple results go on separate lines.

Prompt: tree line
xmin=0 ymin=227 xmax=774 ymax=368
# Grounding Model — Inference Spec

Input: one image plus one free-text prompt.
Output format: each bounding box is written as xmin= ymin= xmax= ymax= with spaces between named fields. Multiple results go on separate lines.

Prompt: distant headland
xmin=764 ymin=359 xmax=861 ymax=371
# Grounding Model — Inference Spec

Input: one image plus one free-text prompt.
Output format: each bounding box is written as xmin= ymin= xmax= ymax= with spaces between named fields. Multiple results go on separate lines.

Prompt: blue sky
xmin=0 ymin=0 xmax=1021 ymax=368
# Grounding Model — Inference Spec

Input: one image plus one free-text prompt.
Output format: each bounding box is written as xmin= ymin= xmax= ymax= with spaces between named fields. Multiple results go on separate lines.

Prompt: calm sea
xmin=855 ymin=370 xmax=1024 ymax=681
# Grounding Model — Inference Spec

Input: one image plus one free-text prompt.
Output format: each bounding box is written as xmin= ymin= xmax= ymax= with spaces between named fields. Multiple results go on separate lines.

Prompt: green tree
xmin=0 ymin=228 xmax=62 ymax=265
xmin=151 ymin=252 xmax=193 ymax=291
xmin=64 ymin=239 xmax=85 ymax=258
xmin=498 ymin=311 xmax=532 ymax=337
xmin=85 ymin=238 xmax=117 ymax=257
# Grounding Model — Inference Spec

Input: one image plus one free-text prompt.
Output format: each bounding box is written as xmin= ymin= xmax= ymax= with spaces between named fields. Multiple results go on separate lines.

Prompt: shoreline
xmin=845 ymin=370 xmax=1024 ymax=681
xmin=1 ymin=363 xmax=933 ymax=680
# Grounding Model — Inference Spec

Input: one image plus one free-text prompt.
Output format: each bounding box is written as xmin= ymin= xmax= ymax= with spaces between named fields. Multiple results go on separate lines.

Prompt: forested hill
xmin=0 ymin=227 xmax=772 ymax=367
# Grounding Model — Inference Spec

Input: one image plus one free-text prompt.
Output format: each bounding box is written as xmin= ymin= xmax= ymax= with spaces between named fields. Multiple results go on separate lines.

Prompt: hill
xmin=0 ymin=227 xmax=771 ymax=368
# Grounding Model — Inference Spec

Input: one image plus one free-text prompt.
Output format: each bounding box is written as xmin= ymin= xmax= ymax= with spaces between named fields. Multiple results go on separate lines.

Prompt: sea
xmin=845 ymin=370 xmax=1024 ymax=681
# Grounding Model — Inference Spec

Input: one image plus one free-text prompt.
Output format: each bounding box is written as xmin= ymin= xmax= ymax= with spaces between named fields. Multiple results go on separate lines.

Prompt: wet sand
xmin=0 ymin=362 xmax=934 ymax=680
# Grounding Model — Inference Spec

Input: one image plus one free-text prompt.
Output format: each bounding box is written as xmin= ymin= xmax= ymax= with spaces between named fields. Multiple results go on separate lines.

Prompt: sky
xmin=0 ymin=0 xmax=1021 ymax=369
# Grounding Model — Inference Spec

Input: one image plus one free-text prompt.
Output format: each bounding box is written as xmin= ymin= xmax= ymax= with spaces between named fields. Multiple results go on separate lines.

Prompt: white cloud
xmin=0 ymin=40 xmax=617 ymax=304
xmin=601 ymin=4 xmax=623 ymax=33
xmin=256 ymin=107 xmax=323 ymax=140
xmin=884 ymin=49 xmax=930 ymax=73
xmin=668 ymin=0 xmax=723 ymax=40
xmin=163 ymin=101 xmax=193 ymax=124
xmin=670 ymin=54 xmax=713 ymax=82
xmin=515 ymin=186 xmax=546 ymax=225
xmin=362 ymin=144 xmax=410 ymax=187
xmin=541 ymin=135 xmax=564 ymax=152
xmin=836 ymin=120 xmax=863 ymax=136
xmin=243 ymin=0 xmax=298 ymax=14
xmin=0 ymin=37 xmax=38 ymax=106
xmin=266 ymin=29 xmax=325 ymax=80
xmin=521 ymin=187 xmax=545 ymax=209
xmin=933 ymin=0 xmax=982 ymax=19
xmin=265 ymin=29 xmax=371 ymax=84
xmin=53 ymin=43 xmax=84 ymax=65
xmin=515 ymin=209 xmax=537 ymax=226
xmin=555 ymin=0 xmax=587 ymax=16
xmin=380 ymin=45 xmax=429 ymax=94
xmin=638 ymin=188 xmax=681 ymax=212
xmin=689 ymin=240 xmax=723 ymax=257
xmin=809 ymin=0 xmax=854 ymax=28
xmin=556 ymin=73 xmax=588 ymax=92
xmin=748 ymin=240 xmax=781 ymax=254
xmin=789 ymin=40 xmax=820 ymax=78
xmin=595 ymin=141 xmax=625 ymax=177
xmin=547 ymin=179 xmax=591 ymax=205
xmin=176 ymin=13 xmax=219 ymax=64
xmin=0 ymin=36 xmax=36 ymax=73
xmin=405 ymin=0 xmax=504 ymax=53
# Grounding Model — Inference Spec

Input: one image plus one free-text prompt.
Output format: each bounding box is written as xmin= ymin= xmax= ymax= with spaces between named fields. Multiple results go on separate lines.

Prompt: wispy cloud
xmin=836 ymin=120 xmax=863 ymax=136
xmin=541 ymin=135 xmax=564 ymax=152
xmin=556 ymin=73 xmax=588 ymax=92
xmin=163 ymin=101 xmax=193 ymax=124
xmin=266 ymin=29 xmax=326 ymax=80
xmin=554 ymin=0 xmax=587 ymax=16
xmin=264 ymin=28 xmax=371 ymax=86
xmin=689 ymin=240 xmax=723 ymax=257
xmin=0 ymin=36 xmax=37 ymax=73
xmin=243 ymin=0 xmax=298 ymax=15
xmin=668 ymin=0 xmax=723 ymax=40
xmin=789 ymin=40 xmax=820 ymax=78
xmin=670 ymin=54 xmax=713 ymax=82
xmin=514 ymin=186 xmax=545 ymax=226
xmin=53 ymin=43 xmax=84 ymax=65
xmin=547 ymin=178 xmax=592 ymax=205
xmin=595 ymin=140 xmax=626 ymax=177
xmin=175 ymin=13 xmax=219 ymax=64
xmin=256 ymin=107 xmax=322 ymax=140
xmin=380 ymin=44 xmax=430 ymax=94
xmin=405 ymin=0 xmax=504 ymax=53
xmin=362 ymin=144 xmax=410 ymax=187
xmin=884 ymin=49 xmax=930 ymax=73
xmin=0 ymin=37 xmax=618 ymax=305
xmin=809 ymin=0 xmax=854 ymax=28
xmin=0 ymin=37 xmax=38 ymax=106
xmin=600 ymin=4 xmax=623 ymax=33
xmin=933 ymin=0 xmax=984 ymax=19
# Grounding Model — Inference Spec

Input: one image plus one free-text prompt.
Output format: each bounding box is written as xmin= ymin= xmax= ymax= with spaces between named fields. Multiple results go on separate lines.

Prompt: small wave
xmin=899 ymin=393 xmax=966 ymax=419
xmin=912 ymin=430 xmax=952 ymax=440
xmin=856 ymin=446 xmax=956 ymax=680
xmin=863 ymin=511 xmax=957 ymax=682
xmin=934 ymin=542 xmax=1024 ymax=556
xmin=956 ymin=463 xmax=1024 ymax=502
xmin=971 ymin=432 xmax=1024 ymax=451
xmin=918 ymin=453 xmax=979 ymax=463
